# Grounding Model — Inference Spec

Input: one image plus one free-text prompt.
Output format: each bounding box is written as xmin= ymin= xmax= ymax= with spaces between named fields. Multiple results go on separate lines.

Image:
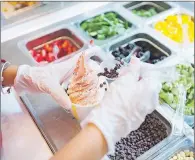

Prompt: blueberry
xmin=151 ymin=59 xmax=159 ymax=64
xmin=126 ymin=43 xmax=135 ymax=50
xmin=160 ymin=56 xmax=166 ymax=60
xmin=115 ymin=57 xmax=121 ymax=61
xmin=123 ymin=51 xmax=129 ymax=57
xmin=119 ymin=46 xmax=125 ymax=53
xmin=120 ymin=54 xmax=125 ymax=59
xmin=112 ymin=50 xmax=120 ymax=57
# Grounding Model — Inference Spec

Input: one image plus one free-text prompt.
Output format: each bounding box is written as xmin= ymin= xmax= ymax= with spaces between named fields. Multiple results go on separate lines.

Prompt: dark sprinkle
xmin=108 ymin=112 xmax=168 ymax=160
xmin=97 ymin=73 xmax=102 ymax=77
xmin=104 ymin=68 xmax=108 ymax=72
xmin=105 ymin=88 xmax=107 ymax=91
xmin=103 ymin=82 xmax=106 ymax=85
xmin=100 ymin=84 xmax=103 ymax=88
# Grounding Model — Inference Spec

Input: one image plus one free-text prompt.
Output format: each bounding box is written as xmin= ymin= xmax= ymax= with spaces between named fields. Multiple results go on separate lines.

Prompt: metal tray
xmin=74 ymin=6 xmax=137 ymax=47
xmin=108 ymin=33 xmax=172 ymax=64
xmin=1 ymin=2 xmax=43 ymax=19
xmin=107 ymin=110 xmax=180 ymax=160
xmin=19 ymin=26 xmax=87 ymax=65
xmin=137 ymin=110 xmax=181 ymax=160
xmin=153 ymin=137 xmax=194 ymax=160
xmin=1 ymin=2 xmax=67 ymax=30
xmin=149 ymin=7 xmax=194 ymax=48
xmin=124 ymin=2 xmax=172 ymax=15
xmin=79 ymin=11 xmax=132 ymax=40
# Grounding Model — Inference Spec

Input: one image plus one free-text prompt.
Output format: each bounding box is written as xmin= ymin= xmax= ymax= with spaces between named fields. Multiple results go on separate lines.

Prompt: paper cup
xmin=63 ymin=76 xmax=108 ymax=121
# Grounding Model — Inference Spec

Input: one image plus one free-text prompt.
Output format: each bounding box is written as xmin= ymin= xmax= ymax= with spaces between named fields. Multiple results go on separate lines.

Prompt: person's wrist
xmin=2 ymin=65 xmax=18 ymax=86
xmin=81 ymin=105 xmax=124 ymax=154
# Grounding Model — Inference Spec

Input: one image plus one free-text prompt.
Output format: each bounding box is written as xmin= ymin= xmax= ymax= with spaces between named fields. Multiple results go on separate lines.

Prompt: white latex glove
xmin=81 ymin=57 xmax=161 ymax=154
xmin=13 ymin=46 xmax=104 ymax=110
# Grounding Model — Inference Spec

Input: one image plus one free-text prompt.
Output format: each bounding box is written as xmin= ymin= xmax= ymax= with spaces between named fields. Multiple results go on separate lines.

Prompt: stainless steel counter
xmin=21 ymin=93 xmax=80 ymax=153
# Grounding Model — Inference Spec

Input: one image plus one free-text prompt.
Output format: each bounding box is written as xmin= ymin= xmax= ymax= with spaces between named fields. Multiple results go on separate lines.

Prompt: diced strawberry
xmin=90 ymin=40 xmax=94 ymax=45
xmin=57 ymin=49 xmax=65 ymax=59
xmin=62 ymin=40 xmax=68 ymax=48
xmin=35 ymin=54 xmax=43 ymax=62
xmin=67 ymin=47 xmax=72 ymax=54
xmin=30 ymin=49 xmax=36 ymax=57
xmin=47 ymin=53 xmax=55 ymax=62
xmin=72 ymin=47 xmax=77 ymax=52
xmin=41 ymin=49 xmax=47 ymax=59
xmin=44 ymin=44 xmax=52 ymax=52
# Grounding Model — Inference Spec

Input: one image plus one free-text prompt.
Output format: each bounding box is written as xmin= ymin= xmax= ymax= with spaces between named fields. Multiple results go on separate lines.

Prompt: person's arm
xmin=2 ymin=65 xmax=18 ymax=86
xmin=50 ymin=123 xmax=108 ymax=160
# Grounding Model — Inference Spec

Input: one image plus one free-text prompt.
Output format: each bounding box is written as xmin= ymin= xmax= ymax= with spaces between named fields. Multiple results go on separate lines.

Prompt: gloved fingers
xmin=140 ymin=61 xmax=155 ymax=76
xmin=85 ymin=46 xmax=106 ymax=61
xmin=14 ymin=65 xmax=43 ymax=94
xmin=136 ymin=77 xmax=162 ymax=113
xmin=119 ymin=56 xmax=141 ymax=81
xmin=45 ymin=80 xmax=72 ymax=110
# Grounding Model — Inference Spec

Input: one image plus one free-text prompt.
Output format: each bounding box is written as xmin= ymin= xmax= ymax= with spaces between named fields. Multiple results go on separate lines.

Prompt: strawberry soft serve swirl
xmin=67 ymin=53 xmax=100 ymax=106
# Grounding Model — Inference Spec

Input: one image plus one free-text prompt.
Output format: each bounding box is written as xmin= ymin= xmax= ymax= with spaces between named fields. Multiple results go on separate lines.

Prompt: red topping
xmin=30 ymin=39 xmax=78 ymax=63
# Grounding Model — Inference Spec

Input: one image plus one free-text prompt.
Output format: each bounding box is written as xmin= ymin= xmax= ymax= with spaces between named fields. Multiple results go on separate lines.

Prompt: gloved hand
xmin=13 ymin=46 xmax=104 ymax=110
xmin=81 ymin=57 xmax=162 ymax=154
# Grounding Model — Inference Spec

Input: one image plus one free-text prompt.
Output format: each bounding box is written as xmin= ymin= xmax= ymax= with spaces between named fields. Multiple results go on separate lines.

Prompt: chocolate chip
xmin=100 ymin=84 xmax=103 ymax=88
xmin=104 ymin=68 xmax=108 ymax=72
xmin=103 ymin=82 xmax=106 ymax=85
xmin=97 ymin=73 xmax=102 ymax=77
xmin=105 ymin=88 xmax=107 ymax=91
xmin=108 ymin=112 xmax=168 ymax=160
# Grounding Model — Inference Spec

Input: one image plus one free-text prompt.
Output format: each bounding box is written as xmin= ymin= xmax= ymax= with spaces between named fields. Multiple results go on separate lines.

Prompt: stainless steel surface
xmin=108 ymin=33 xmax=172 ymax=63
xmin=19 ymin=27 xmax=85 ymax=64
xmin=1 ymin=2 xmax=77 ymax=30
xmin=21 ymin=93 xmax=81 ymax=153
xmin=124 ymin=2 xmax=172 ymax=13
xmin=74 ymin=4 xmax=137 ymax=46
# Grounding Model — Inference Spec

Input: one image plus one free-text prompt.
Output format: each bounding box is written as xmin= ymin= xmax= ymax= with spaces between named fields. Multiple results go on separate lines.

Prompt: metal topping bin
xmin=18 ymin=26 xmax=87 ymax=65
xmin=74 ymin=5 xmax=137 ymax=46
xmin=149 ymin=7 xmax=194 ymax=52
xmin=153 ymin=137 xmax=194 ymax=160
xmin=108 ymin=110 xmax=181 ymax=160
xmin=1 ymin=1 xmax=42 ymax=19
xmin=124 ymin=2 xmax=172 ymax=18
xmin=107 ymin=33 xmax=172 ymax=64
xmin=1 ymin=2 xmax=67 ymax=30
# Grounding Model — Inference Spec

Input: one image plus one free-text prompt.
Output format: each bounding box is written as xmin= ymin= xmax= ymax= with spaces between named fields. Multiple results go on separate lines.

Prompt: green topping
xmin=159 ymin=64 xmax=194 ymax=116
xmin=80 ymin=12 xmax=131 ymax=40
xmin=132 ymin=7 xmax=158 ymax=18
